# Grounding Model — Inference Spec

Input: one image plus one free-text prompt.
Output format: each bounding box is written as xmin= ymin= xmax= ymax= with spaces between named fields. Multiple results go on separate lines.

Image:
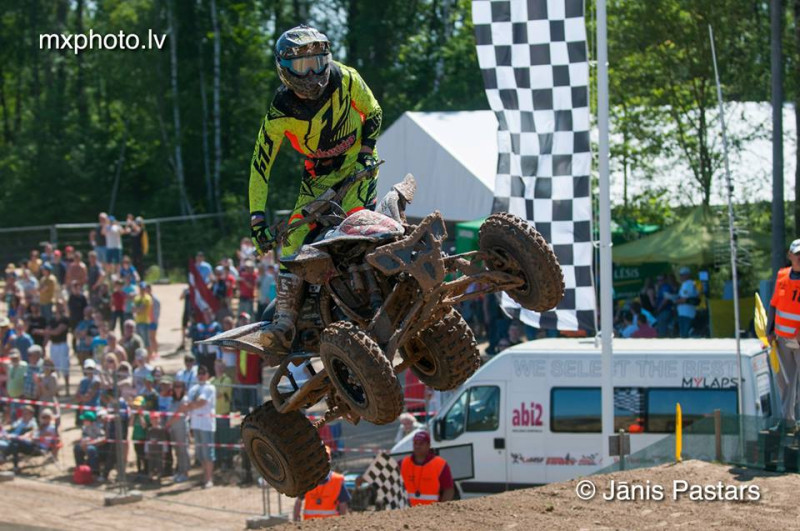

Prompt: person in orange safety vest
xmin=293 ymin=447 xmax=350 ymax=521
xmin=400 ymin=430 xmax=454 ymax=506
xmin=768 ymin=238 xmax=800 ymax=425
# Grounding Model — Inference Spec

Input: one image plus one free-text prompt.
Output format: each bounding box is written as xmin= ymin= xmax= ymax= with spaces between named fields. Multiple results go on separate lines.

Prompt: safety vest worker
xmin=768 ymin=238 xmax=800 ymax=424
xmin=400 ymin=431 xmax=455 ymax=506
xmin=772 ymin=266 xmax=800 ymax=339
xmin=294 ymin=471 xmax=350 ymax=520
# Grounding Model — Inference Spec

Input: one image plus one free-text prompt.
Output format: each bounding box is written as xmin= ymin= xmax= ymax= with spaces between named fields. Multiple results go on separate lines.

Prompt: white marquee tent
xmin=375 ymin=111 xmax=499 ymax=222
xmin=375 ymin=104 xmax=797 ymax=221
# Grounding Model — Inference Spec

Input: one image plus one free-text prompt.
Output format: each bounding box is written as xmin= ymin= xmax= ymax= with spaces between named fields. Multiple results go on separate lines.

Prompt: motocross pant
xmin=280 ymin=162 xmax=378 ymax=266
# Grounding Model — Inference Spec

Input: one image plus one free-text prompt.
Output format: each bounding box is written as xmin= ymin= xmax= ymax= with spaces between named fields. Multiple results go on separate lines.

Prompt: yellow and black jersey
xmin=249 ymin=61 xmax=382 ymax=213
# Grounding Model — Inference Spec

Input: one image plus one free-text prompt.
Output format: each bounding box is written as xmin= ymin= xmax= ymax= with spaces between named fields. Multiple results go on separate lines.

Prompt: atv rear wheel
xmin=241 ymin=400 xmax=329 ymax=497
xmin=406 ymin=309 xmax=481 ymax=391
xmin=479 ymin=212 xmax=564 ymax=312
xmin=320 ymin=321 xmax=404 ymax=425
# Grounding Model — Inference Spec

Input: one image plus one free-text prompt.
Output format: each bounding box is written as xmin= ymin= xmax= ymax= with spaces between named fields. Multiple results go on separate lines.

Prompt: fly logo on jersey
xmin=305 ymin=86 xmax=360 ymax=158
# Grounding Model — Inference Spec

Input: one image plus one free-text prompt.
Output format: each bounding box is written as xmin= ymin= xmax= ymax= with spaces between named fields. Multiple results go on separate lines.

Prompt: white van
xmin=391 ymin=338 xmax=773 ymax=497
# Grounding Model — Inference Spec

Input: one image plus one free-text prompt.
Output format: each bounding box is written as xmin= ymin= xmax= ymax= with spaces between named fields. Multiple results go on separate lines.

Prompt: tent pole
xmin=597 ymin=0 xmax=614 ymax=463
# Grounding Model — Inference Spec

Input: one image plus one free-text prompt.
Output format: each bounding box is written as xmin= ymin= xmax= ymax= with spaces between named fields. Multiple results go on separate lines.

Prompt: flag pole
xmin=597 ymin=0 xmax=614 ymax=462
xmin=709 ymin=25 xmax=744 ymax=438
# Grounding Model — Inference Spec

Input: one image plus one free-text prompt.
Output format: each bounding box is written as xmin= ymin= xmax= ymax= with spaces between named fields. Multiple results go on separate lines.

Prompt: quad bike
xmin=200 ymin=163 xmax=565 ymax=497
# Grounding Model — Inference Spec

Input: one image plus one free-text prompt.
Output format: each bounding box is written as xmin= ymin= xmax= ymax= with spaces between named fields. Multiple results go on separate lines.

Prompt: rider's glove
xmin=356 ymin=151 xmax=378 ymax=176
xmin=250 ymin=212 xmax=274 ymax=254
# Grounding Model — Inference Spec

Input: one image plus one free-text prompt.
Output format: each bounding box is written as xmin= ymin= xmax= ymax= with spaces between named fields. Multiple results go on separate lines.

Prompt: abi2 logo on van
xmin=512 ymin=401 xmax=544 ymax=432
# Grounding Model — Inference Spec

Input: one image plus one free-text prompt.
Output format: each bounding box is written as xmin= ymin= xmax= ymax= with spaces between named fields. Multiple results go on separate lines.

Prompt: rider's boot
xmin=258 ymin=272 xmax=303 ymax=353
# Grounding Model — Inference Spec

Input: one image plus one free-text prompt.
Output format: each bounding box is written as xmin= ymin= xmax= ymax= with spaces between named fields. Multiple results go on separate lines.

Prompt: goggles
xmin=279 ymin=53 xmax=330 ymax=76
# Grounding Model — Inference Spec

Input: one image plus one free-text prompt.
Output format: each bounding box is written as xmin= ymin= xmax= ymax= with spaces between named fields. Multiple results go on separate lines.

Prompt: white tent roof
xmin=376 ymin=104 xmax=796 ymax=220
xmin=376 ymin=111 xmax=499 ymax=222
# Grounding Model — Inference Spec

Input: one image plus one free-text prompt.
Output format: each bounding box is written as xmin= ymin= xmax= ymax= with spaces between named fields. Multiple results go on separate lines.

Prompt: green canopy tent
xmin=455 ymin=218 xmax=486 ymax=254
xmin=612 ymin=206 xmax=769 ymax=266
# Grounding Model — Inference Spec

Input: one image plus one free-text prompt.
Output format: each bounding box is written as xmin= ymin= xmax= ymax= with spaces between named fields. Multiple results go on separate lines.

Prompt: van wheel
xmin=479 ymin=212 xmax=564 ymax=312
xmin=406 ymin=309 xmax=481 ymax=391
xmin=241 ymin=400 xmax=329 ymax=497
xmin=320 ymin=321 xmax=405 ymax=425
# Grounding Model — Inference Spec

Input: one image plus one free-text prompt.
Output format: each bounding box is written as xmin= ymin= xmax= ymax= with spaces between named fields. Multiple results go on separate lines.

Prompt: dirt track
xmin=277 ymin=460 xmax=799 ymax=531
xmin=1 ymin=460 xmax=797 ymax=529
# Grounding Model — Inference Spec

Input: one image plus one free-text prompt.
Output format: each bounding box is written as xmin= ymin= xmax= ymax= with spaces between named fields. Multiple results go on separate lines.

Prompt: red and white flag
xmin=188 ymin=259 xmax=219 ymax=323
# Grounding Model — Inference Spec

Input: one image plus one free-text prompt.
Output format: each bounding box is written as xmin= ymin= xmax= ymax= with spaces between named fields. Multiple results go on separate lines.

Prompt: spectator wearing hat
xmin=675 ymin=267 xmax=699 ymax=338
xmin=133 ymin=282 xmax=153 ymax=352
xmin=122 ymin=321 xmax=146 ymax=366
xmin=75 ymin=359 xmax=101 ymax=427
xmin=74 ymin=410 xmax=105 ymax=477
xmin=7 ymin=407 xmax=57 ymax=473
xmin=0 ymin=405 xmax=37 ymax=459
xmin=38 ymin=263 xmax=59 ymax=321
xmin=5 ymin=350 xmax=27 ymax=420
xmin=767 ymin=238 xmax=800 ymax=427
xmin=178 ymin=364 xmax=216 ymax=488
xmin=65 ymin=250 xmax=88 ymax=291
xmin=130 ymin=396 xmax=151 ymax=475
xmin=176 ymin=353 xmax=198 ymax=389
xmin=399 ymin=431 xmax=454 ymax=506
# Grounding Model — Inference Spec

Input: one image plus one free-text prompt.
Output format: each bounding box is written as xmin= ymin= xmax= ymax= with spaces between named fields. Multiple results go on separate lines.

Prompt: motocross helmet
xmin=275 ymin=24 xmax=332 ymax=100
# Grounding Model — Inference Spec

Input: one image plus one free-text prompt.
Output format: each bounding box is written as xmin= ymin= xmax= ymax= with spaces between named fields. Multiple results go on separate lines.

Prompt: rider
xmin=249 ymin=24 xmax=382 ymax=352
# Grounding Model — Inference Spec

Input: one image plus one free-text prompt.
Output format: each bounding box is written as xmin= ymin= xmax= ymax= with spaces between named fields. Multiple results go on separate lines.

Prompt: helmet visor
xmin=279 ymin=53 xmax=331 ymax=76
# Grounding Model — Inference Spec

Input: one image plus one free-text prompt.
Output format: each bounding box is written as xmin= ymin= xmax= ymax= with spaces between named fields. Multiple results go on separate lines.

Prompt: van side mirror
xmin=433 ymin=418 xmax=443 ymax=442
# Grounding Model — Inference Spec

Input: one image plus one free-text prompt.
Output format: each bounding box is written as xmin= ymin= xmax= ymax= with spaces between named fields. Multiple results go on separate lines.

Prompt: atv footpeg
xmin=198 ymin=322 xmax=282 ymax=366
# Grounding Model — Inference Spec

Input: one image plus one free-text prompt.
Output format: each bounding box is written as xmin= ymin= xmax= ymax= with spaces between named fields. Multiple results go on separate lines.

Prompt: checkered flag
xmin=472 ymin=0 xmax=596 ymax=332
xmin=363 ymin=452 xmax=409 ymax=510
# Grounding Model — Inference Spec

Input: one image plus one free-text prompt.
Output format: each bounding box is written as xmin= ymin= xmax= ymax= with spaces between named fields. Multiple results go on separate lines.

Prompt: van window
xmin=646 ymin=388 xmax=738 ymax=433
xmin=466 ymin=386 xmax=500 ymax=432
xmin=442 ymin=391 xmax=468 ymax=440
xmin=550 ymin=387 xmax=645 ymax=433
xmin=441 ymin=386 xmax=501 ymax=440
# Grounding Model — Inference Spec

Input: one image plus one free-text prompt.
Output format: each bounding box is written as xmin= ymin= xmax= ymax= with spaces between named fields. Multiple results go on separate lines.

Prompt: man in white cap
xmin=675 ymin=266 xmax=698 ymax=338
xmin=768 ymin=238 xmax=800 ymax=428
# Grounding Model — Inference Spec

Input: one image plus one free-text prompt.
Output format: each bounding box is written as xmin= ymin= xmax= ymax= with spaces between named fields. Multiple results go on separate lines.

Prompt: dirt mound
xmin=279 ymin=460 xmax=799 ymax=530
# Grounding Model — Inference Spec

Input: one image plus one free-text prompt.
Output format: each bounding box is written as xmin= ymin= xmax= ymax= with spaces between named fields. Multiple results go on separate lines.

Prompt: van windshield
xmin=441 ymin=386 xmax=501 ymax=440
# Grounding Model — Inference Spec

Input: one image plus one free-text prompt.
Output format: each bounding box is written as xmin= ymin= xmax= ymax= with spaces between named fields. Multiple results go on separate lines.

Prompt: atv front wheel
xmin=479 ymin=212 xmax=564 ymax=311
xmin=241 ymin=400 xmax=329 ymax=497
xmin=320 ymin=321 xmax=404 ymax=425
xmin=405 ymin=309 xmax=481 ymax=391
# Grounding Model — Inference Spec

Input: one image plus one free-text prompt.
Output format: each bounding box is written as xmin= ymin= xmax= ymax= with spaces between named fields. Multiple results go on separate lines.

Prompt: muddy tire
xmin=406 ymin=309 xmax=481 ymax=391
xmin=479 ymin=212 xmax=564 ymax=311
xmin=241 ymin=400 xmax=329 ymax=497
xmin=320 ymin=321 xmax=404 ymax=425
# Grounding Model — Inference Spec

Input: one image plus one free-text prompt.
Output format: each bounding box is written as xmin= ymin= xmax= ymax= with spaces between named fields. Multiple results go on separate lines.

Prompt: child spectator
xmin=119 ymin=255 xmax=140 ymax=284
xmin=110 ymin=279 xmax=127 ymax=334
xmin=131 ymin=396 xmax=151 ymax=476
xmin=133 ymin=282 xmax=153 ymax=352
xmin=122 ymin=277 xmax=137 ymax=322
xmin=74 ymin=307 xmax=97 ymax=367
xmin=7 ymin=407 xmax=57 ymax=473
xmin=122 ymin=321 xmax=146 ymax=365
xmin=13 ymin=319 xmax=34 ymax=362
xmin=73 ymin=410 xmax=105 ymax=479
